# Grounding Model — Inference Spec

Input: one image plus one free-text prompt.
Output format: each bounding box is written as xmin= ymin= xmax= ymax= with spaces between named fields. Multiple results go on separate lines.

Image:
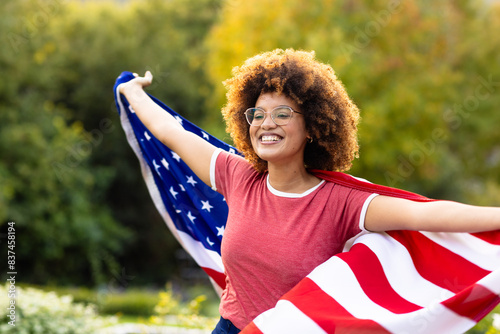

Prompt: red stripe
xmin=471 ymin=231 xmax=500 ymax=245
xmin=388 ymin=231 xmax=490 ymax=292
xmin=240 ymin=322 xmax=263 ymax=334
xmin=282 ymin=277 xmax=389 ymax=333
xmin=337 ymin=243 xmax=422 ymax=314
xmin=442 ymin=283 xmax=500 ymax=322
xmin=312 ymin=170 xmax=432 ymax=202
xmin=201 ymin=267 xmax=226 ymax=290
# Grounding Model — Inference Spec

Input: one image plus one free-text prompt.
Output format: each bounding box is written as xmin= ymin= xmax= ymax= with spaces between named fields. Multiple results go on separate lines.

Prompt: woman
xmin=118 ymin=49 xmax=500 ymax=333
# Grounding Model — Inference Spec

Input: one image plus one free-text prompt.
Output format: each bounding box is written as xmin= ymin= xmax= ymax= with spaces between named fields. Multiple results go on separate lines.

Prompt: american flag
xmin=114 ymin=72 xmax=500 ymax=333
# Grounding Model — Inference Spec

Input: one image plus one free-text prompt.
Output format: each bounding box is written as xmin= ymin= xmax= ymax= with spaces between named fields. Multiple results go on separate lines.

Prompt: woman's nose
xmin=261 ymin=113 xmax=277 ymax=128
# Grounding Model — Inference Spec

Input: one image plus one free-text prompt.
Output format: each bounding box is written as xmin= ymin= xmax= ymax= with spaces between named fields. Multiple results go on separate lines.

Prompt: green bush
xmin=0 ymin=284 xmax=116 ymax=334
xmin=99 ymin=289 xmax=159 ymax=317
xmin=34 ymin=285 xmax=159 ymax=317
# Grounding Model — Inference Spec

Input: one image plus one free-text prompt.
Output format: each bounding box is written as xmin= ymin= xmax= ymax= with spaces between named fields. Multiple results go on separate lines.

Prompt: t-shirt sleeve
xmin=333 ymin=186 xmax=379 ymax=240
xmin=210 ymin=149 xmax=250 ymax=200
xmin=359 ymin=193 xmax=379 ymax=232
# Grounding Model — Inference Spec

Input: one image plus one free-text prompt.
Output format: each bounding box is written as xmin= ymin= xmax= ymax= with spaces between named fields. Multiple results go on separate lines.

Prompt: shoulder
xmin=212 ymin=149 xmax=263 ymax=192
xmin=215 ymin=149 xmax=254 ymax=173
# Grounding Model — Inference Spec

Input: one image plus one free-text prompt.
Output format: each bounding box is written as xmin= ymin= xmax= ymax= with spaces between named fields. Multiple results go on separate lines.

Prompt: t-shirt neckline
xmin=266 ymin=175 xmax=325 ymax=198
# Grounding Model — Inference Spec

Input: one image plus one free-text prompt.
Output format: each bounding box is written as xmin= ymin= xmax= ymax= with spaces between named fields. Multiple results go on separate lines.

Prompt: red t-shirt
xmin=211 ymin=150 xmax=377 ymax=329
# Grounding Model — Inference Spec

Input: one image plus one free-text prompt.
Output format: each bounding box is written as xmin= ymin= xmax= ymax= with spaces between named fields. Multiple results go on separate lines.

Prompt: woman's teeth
xmin=261 ymin=135 xmax=281 ymax=143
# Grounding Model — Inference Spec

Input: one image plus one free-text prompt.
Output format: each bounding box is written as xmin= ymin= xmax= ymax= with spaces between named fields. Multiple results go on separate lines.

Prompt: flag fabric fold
xmin=114 ymin=72 xmax=500 ymax=333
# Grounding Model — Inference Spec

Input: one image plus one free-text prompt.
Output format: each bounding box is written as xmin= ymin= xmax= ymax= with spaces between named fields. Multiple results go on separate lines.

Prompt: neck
xmin=267 ymin=161 xmax=321 ymax=193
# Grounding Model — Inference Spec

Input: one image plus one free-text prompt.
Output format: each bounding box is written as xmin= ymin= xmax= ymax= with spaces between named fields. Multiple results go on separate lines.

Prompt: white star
xmin=169 ymin=186 xmax=178 ymax=199
xmin=201 ymin=200 xmax=213 ymax=212
xmin=144 ymin=131 xmax=151 ymax=141
xmin=128 ymin=105 xmax=135 ymax=113
xmin=153 ymin=159 xmax=161 ymax=177
xmin=172 ymin=152 xmax=181 ymax=162
xmin=216 ymin=225 xmax=225 ymax=237
xmin=161 ymin=158 xmax=169 ymax=170
xmin=187 ymin=211 xmax=196 ymax=224
xmin=206 ymin=237 xmax=214 ymax=246
xmin=229 ymin=148 xmax=236 ymax=154
xmin=179 ymin=184 xmax=186 ymax=192
xmin=202 ymin=132 xmax=210 ymax=140
xmin=174 ymin=115 xmax=183 ymax=125
xmin=186 ymin=175 xmax=198 ymax=187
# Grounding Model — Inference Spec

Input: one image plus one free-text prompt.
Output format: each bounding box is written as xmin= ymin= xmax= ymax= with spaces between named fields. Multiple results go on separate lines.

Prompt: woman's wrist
xmin=121 ymin=83 xmax=147 ymax=104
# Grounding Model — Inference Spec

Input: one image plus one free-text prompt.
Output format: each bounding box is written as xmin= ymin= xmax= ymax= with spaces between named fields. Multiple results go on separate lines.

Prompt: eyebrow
xmin=254 ymin=105 xmax=292 ymax=110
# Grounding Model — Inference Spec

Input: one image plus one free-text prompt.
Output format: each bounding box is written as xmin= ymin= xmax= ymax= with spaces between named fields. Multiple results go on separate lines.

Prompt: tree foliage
xmin=0 ymin=0 xmax=222 ymax=286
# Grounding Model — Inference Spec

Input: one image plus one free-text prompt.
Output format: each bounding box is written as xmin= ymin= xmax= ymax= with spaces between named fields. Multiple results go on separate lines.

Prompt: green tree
xmin=0 ymin=0 xmax=131 ymax=285
xmin=0 ymin=0 xmax=224 ymax=286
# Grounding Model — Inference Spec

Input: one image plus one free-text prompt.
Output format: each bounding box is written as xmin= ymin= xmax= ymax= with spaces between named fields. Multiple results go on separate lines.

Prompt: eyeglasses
xmin=244 ymin=106 xmax=303 ymax=126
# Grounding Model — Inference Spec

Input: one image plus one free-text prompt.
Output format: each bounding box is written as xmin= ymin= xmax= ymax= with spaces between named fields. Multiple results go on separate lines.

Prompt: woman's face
xmin=249 ymin=92 xmax=309 ymax=167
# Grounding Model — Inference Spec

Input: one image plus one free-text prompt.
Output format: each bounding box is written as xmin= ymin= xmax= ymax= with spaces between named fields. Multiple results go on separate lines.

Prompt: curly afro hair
xmin=221 ymin=48 xmax=360 ymax=173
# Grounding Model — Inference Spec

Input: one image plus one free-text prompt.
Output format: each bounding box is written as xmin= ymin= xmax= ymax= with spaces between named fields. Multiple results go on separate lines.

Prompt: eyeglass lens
xmin=246 ymin=107 xmax=293 ymax=126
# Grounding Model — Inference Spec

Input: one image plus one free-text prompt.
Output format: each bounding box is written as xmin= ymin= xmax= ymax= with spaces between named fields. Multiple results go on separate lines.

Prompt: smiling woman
xmin=117 ymin=48 xmax=500 ymax=333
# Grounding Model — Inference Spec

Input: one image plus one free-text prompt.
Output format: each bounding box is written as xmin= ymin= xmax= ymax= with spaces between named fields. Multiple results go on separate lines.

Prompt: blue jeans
xmin=212 ymin=317 xmax=241 ymax=334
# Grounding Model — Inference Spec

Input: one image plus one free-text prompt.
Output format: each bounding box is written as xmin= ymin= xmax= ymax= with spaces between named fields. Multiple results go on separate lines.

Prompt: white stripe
xmin=359 ymin=193 xmax=379 ymax=232
xmin=253 ymin=300 xmax=326 ymax=334
xmin=355 ymin=232 xmax=454 ymax=306
xmin=348 ymin=174 xmax=373 ymax=183
xmin=307 ymin=256 xmax=475 ymax=333
xmin=387 ymin=303 xmax=477 ymax=334
xmin=421 ymin=231 xmax=500 ymax=271
xmin=307 ymin=257 xmax=397 ymax=321
xmin=177 ymin=231 xmax=224 ymax=273
xmin=210 ymin=148 xmax=222 ymax=191
xmin=477 ymin=268 xmax=500 ymax=295
xmin=342 ymin=230 xmax=368 ymax=252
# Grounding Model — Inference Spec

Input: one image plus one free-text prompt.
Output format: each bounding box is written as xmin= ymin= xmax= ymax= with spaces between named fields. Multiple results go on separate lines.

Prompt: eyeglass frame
xmin=244 ymin=105 xmax=303 ymax=126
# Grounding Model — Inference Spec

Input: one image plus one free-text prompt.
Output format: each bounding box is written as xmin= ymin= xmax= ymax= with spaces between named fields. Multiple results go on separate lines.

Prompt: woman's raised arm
xmin=118 ymin=71 xmax=217 ymax=187
xmin=365 ymin=195 xmax=500 ymax=233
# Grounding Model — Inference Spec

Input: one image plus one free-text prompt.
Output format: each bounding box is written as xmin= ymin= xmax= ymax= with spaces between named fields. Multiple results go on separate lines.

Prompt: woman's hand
xmin=119 ymin=71 xmax=153 ymax=97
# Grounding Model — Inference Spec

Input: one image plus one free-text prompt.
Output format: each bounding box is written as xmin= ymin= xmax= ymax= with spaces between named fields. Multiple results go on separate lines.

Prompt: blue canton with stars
xmin=115 ymin=72 xmax=239 ymax=255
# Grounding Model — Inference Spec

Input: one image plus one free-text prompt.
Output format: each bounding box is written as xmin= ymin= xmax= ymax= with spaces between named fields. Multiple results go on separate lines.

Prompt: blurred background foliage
xmin=1 ymin=0 xmax=500 ymax=290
